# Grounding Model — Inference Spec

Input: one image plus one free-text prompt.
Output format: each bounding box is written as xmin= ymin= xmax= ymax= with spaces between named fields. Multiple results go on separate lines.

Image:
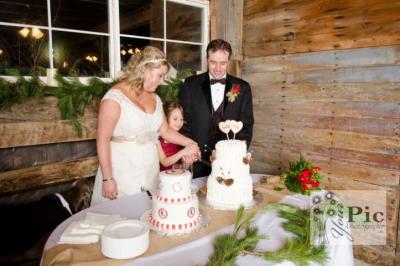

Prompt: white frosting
xmin=150 ymin=194 xmax=201 ymax=234
xmin=150 ymin=170 xmax=201 ymax=234
xmin=158 ymin=169 xmax=192 ymax=198
xmin=215 ymin=139 xmax=247 ymax=160
xmin=206 ymin=140 xmax=254 ymax=209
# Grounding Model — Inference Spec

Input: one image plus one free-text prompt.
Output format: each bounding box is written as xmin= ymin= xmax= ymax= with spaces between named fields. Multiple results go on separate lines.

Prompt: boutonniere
xmin=226 ymin=84 xmax=240 ymax=102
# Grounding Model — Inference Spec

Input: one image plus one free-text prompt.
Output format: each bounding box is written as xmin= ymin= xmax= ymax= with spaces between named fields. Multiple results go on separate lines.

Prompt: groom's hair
xmin=206 ymin=39 xmax=232 ymax=59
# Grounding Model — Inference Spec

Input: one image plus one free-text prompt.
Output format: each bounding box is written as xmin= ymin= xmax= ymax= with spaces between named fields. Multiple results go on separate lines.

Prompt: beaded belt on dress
xmin=111 ymin=131 xmax=159 ymax=144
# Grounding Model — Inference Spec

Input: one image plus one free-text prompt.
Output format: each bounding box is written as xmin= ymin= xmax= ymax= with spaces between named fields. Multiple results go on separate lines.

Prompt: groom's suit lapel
xmin=222 ymin=75 xmax=233 ymax=115
xmin=201 ymin=74 xmax=213 ymax=114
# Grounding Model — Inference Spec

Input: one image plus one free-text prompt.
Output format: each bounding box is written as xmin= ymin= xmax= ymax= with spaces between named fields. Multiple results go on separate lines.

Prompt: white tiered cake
xmin=148 ymin=169 xmax=202 ymax=234
xmin=206 ymin=121 xmax=254 ymax=210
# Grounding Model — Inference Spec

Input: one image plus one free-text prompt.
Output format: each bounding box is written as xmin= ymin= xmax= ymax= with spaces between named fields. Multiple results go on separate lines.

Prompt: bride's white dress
xmin=91 ymin=89 xmax=163 ymax=205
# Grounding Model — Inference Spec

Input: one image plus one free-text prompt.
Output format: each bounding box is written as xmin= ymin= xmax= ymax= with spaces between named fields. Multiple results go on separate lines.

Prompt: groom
xmin=180 ymin=39 xmax=254 ymax=178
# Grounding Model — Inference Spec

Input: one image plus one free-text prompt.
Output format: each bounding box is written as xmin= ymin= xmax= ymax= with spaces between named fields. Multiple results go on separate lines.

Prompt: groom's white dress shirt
xmin=210 ymin=74 xmax=226 ymax=111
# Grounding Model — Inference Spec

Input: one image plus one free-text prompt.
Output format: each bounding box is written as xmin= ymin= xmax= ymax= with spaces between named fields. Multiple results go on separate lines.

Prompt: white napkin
xmin=58 ymin=212 xmax=125 ymax=244
xmin=279 ymin=194 xmax=310 ymax=209
xmin=79 ymin=212 xmax=124 ymax=229
xmin=59 ymin=221 xmax=101 ymax=244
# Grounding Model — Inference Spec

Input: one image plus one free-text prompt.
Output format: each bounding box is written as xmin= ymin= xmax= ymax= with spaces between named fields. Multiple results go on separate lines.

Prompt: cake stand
xmin=198 ymin=186 xmax=263 ymax=211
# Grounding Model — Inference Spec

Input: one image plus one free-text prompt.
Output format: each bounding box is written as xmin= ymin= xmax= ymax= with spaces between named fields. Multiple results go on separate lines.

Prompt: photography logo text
xmin=310 ymin=190 xmax=386 ymax=246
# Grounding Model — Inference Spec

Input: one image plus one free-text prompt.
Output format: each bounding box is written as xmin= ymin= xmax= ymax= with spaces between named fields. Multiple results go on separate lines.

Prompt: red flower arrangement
xmin=226 ymin=84 xmax=240 ymax=102
xmin=279 ymin=155 xmax=324 ymax=195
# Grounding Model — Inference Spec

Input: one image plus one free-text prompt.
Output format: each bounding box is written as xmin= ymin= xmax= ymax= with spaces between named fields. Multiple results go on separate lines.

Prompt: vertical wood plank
xmin=210 ymin=0 xmax=244 ymax=77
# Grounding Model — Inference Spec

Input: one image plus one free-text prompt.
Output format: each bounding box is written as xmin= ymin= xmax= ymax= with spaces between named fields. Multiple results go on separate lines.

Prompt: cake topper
xmin=230 ymin=121 xmax=243 ymax=139
xmin=218 ymin=120 xmax=232 ymax=139
xmin=218 ymin=120 xmax=243 ymax=139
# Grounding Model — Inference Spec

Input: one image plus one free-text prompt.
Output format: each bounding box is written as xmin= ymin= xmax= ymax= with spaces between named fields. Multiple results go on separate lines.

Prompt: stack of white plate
xmin=101 ymin=219 xmax=149 ymax=259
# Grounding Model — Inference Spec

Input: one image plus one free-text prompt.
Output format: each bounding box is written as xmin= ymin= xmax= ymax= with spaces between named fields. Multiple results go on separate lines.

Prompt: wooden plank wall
xmin=0 ymin=96 xmax=98 ymax=148
xmin=244 ymin=47 xmax=400 ymax=182
xmin=238 ymin=0 xmax=400 ymax=265
xmin=243 ymin=46 xmax=400 ymax=265
xmin=243 ymin=0 xmax=400 ymax=56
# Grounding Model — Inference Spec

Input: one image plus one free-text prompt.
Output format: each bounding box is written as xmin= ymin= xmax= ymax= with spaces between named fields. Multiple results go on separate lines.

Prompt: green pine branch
xmin=208 ymin=203 xmax=328 ymax=266
xmin=263 ymin=239 xmax=327 ymax=266
xmin=155 ymin=69 xmax=194 ymax=104
xmin=0 ymin=75 xmax=45 ymax=108
xmin=156 ymin=77 xmax=184 ymax=103
xmin=0 ymin=69 xmax=190 ymax=136
xmin=208 ymin=206 xmax=265 ymax=266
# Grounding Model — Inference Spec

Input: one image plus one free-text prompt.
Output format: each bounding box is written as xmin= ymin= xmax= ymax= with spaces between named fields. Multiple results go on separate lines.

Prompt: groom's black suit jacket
xmin=179 ymin=72 xmax=254 ymax=178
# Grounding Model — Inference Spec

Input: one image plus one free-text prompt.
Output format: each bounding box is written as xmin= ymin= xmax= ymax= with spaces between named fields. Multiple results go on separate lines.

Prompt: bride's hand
xmin=182 ymin=143 xmax=199 ymax=156
xmin=102 ymin=178 xmax=118 ymax=200
xmin=182 ymin=145 xmax=200 ymax=163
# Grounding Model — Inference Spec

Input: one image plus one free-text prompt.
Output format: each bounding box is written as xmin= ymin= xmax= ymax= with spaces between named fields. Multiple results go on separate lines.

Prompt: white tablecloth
xmin=43 ymin=174 xmax=354 ymax=266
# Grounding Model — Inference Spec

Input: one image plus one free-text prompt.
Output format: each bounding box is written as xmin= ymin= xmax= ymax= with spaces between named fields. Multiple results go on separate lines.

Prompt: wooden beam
xmin=0 ymin=96 xmax=98 ymax=148
xmin=0 ymin=118 xmax=98 ymax=148
xmin=397 ymin=207 xmax=400 ymax=265
xmin=0 ymin=156 xmax=98 ymax=194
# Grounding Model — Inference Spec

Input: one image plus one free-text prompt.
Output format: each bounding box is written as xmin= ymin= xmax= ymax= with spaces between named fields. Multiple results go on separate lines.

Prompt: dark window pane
xmin=120 ymin=0 xmax=163 ymax=38
xmin=51 ymin=0 xmax=108 ymax=32
xmin=166 ymin=2 xmax=202 ymax=42
xmin=120 ymin=37 xmax=163 ymax=67
xmin=0 ymin=0 xmax=48 ymax=26
xmin=0 ymin=25 xmax=49 ymax=76
xmin=167 ymin=43 xmax=201 ymax=73
xmin=53 ymin=31 xmax=109 ymax=77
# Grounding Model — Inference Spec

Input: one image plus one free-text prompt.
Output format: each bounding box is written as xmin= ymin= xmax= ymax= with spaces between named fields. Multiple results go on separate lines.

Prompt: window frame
xmin=0 ymin=0 xmax=209 ymax=81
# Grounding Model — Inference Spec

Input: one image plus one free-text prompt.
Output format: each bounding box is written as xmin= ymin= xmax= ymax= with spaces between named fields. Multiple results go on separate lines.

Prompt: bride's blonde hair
xmin=118 ymin=46 xmax=169 ymax=94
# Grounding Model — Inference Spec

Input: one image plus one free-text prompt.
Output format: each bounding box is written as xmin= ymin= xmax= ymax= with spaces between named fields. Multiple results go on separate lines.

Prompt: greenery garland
xmin=208 ymin=204 xmax=328 ymax=266
xmin=0 ymin=75 xmax=44 ymax=108
xmin=155 ymin=69 xmax=193 ymax=104
xmin=0 ymin=70 xmax=191 ymax=136
xmin=156 ymin=77 xmax=184 ymax=104
xmin=0 ymin=74 xmax=113 ymax=136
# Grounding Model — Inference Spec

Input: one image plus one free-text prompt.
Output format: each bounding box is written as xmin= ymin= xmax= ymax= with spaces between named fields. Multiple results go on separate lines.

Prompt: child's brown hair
xmin=163 ymin=101 xmax=183 ymax=121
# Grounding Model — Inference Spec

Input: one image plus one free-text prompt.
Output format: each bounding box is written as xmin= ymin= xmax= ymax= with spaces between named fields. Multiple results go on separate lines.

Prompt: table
xmin=42 ymin=175 xmax=354 ymax=266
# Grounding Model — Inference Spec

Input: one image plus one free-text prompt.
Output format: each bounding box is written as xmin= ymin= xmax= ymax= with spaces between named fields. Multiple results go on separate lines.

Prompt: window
xmin=0 ymin=0 xmax=209 ymax=79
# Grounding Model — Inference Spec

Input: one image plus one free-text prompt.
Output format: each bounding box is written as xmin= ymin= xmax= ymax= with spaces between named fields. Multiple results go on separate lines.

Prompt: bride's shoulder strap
xmin=101 ymin=89 xmax=124 ymax=105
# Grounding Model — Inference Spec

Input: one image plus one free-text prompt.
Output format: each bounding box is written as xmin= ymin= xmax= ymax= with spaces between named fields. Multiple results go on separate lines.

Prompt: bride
xmin=91 ymin=46 xmax=199 ymax=206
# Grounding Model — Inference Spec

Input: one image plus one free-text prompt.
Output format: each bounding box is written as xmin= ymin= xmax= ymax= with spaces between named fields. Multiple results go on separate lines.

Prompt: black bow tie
xmin=210 ymin=78 xmax=226 ymax=85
